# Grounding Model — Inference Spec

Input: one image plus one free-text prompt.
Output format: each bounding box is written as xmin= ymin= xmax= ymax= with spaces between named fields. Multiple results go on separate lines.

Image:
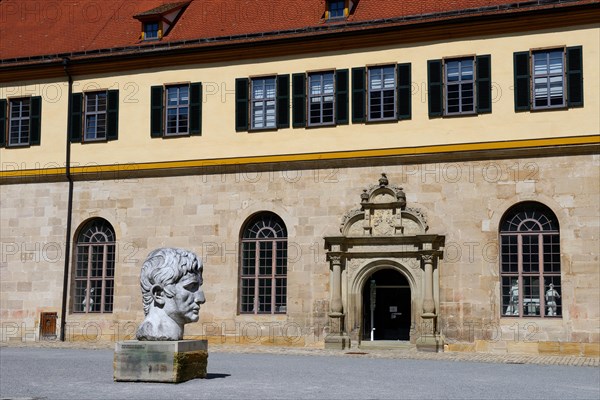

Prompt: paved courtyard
xmin=1 ymin=345 xmax=599 ymax=400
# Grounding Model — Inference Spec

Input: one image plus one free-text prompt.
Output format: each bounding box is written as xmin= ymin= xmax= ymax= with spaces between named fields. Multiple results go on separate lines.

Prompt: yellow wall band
xmin=2 ymin=135 xmax=598 ymax=179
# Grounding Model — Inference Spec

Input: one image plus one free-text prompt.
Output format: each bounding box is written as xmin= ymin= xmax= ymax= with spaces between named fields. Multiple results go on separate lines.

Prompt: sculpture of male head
xmin=136 ymin=248 xmax=205 ymax=341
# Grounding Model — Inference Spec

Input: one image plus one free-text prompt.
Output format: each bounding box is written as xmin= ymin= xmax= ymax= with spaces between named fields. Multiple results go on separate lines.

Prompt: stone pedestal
xmin=324 ymin=334 xmax=351 ymax=350
xmin=114 ymin=340 xmax=208 ymax=383
xmin=325 ymin=312 xmax=350 ymax=349
xmin=416 ymin=334 xmax=444 ymax=352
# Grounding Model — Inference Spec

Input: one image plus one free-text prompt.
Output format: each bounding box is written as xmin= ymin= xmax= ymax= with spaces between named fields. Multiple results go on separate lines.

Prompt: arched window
xmin=73 ymin=219 xmax=115 ymax=313
xmin=500 ymin=202 xmax=561 ymax=318
xmin=240 ymin=212 xmax=287 ymax=314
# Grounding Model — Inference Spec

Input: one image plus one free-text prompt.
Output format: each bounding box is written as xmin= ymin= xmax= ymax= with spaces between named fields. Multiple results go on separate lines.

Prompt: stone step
xmin=358 ymin=340 xmax=414 ymax=350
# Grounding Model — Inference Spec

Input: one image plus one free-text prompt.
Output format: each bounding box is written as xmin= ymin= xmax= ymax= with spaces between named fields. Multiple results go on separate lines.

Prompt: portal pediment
xmin=338 ymin=173 xmax=429 ymax=238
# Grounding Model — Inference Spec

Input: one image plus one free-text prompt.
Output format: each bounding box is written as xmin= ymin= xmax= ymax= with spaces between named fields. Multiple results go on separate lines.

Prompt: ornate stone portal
xmin=114 ymin=248 xmax=208 ymax=382
xmin=324 ymin=174 xmax=445 ymax=351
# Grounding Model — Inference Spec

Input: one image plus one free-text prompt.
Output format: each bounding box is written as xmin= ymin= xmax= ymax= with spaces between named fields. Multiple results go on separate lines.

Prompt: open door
xmin=362 ymin=269 xmax=411 ymax=341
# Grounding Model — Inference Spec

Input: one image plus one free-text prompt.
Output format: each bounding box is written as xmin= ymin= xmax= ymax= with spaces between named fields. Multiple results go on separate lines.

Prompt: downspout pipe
xmin=60 ymin=57 xmax=74 ymax=341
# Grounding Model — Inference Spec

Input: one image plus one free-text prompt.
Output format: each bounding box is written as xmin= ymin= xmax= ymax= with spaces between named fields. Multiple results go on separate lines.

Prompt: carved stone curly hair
xmin=139 ymin=248 xmax=203 ymax=315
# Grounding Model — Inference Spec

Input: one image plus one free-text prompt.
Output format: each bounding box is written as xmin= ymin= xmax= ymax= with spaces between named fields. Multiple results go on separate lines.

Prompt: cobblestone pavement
xmin=2 ymin=340 xmax=598 ymax=367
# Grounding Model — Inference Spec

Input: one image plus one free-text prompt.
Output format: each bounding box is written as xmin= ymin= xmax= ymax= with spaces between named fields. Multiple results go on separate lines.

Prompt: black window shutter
xmin=30 ymin=96 xmax=42 ymax=145
xmin=292 ymin=73 xmax=306 ymax=128
xmin=235 ymin=78 xmax=249 ymax=132
xmin=351 ymin=67 xmax=366 ymax=123
xmin=427 ymin=59 xmax=443 ymax=117
xmin=69 ymin=93 xmax=83 ymax=143
xmin=335 ymin=69 xmax=349 ymax=125
xmin=189 ymin=82 xmax=202 ymax=135
xmin=277 ymin=74 xmax=290 ymax=129
xmin=567 ymin=46 xmax=583 ymax=108
xmin=513 ymin=51 xmax=530 ymax=111
xmin=150 ymin=86 xmax=164 ymax=138
xmin=397 ymin=63 xmax=411 ymax=120
xmin=476 ymin=55 xmax=492 ymax=114
xmin=0 ymin=99 xmax=7 ymax=147
xmin=106 ymin=90 xmax=119 ymax=141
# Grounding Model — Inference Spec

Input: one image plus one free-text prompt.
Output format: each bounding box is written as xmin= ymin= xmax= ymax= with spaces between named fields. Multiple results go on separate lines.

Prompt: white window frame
xmin=308 ymin=72 xmax=335 ymax=127
xmin=367 ymin=65 xmax=396 ymax=121
xmin=250 ymin=77 xmax=277 ymax=130
xmin=84 ymin=92 xmax=107 ymax=141
xmin=444 ymin=58 xmax=475 ymax=115
xmin=144 ymin=22 xmax=159 ymax=40
xmin=165 ymin=85 xmax=189 ymax=136
xmin=532 ymin=49 xmax=565 ymax=110
xmin=8 ymin=98 xmax=30 ymax=147
xmin=328 ymin=0 xmax=346 ymax=19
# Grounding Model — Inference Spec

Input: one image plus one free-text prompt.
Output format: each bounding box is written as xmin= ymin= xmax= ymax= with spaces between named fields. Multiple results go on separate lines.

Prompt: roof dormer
xmin=134 ymin=1 xmax=190 ymax=41
xmin=324 ymin=0 xmax=358 ymax=22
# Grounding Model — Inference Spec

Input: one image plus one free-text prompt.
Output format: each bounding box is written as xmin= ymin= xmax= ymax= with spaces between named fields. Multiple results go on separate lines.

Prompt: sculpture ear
xmin=151 ymin=284 xmax=166 ymax=306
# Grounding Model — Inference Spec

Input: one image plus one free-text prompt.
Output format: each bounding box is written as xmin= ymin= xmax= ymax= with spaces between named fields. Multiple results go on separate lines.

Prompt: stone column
xmin=330 ymin=255 xmax=343 ymax=317
xmin=422 ymin=254 xmax=435 ymax=316
xmin=416 ymin=253 xmax=443 ymax=352
xmin=325 ymin=254 xmax=350 ymax=349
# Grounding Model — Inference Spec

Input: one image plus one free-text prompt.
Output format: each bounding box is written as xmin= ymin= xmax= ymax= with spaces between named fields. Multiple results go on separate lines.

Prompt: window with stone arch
xmin=500 ymin=202 xmax=561 ymax=318
xmin=73 ymin=218 xmax=116 ymax=313
xmin=240 ymin=212 xmax=288 ymax=314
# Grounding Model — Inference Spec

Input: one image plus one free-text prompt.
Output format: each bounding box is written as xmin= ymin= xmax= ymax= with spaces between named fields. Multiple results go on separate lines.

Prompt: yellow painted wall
xmin=1 ymin=24 xmax=598 ymax=172
xmin=0 ymin=77 xmax=68 ymax=172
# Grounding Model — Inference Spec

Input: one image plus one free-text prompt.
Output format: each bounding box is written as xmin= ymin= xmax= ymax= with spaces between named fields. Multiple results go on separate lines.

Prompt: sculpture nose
xmin=195 ymin=289 xmax=206 ymax=304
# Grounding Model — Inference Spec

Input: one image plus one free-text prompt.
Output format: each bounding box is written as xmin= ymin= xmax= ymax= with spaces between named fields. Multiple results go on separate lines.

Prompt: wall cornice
xmin=2 ymin=135 xmax=598 ymax=184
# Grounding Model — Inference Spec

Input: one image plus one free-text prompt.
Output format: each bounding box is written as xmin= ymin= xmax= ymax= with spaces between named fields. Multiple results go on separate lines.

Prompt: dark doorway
xmin=362 ymin=269 xmax=411 ymax=340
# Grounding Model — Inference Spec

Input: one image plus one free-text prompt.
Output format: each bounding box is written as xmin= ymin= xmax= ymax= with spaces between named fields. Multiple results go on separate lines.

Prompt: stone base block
xmin=114 ymin=340 xmax=208 ymax=383
xmin=446 ymin=343 xmax=475 ymax=352
xmin=325 ymin=335 xmax=351 ymax=350
xmin=583 ymin=343 xmax=600 ymax=357
xmin=416 ymin=334 xmax=444 ymax=353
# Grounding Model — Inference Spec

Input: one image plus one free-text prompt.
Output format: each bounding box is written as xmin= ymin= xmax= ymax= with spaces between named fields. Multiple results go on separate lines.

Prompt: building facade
xmin=1 ymin=0 xmax=598 ymax=355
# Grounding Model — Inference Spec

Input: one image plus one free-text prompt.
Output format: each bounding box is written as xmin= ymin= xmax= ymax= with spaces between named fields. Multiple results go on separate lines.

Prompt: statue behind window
xmin=545 ymin=283 xmax=560 ymax=316
xmin=505 ymin=281 xmax=519 ymax=316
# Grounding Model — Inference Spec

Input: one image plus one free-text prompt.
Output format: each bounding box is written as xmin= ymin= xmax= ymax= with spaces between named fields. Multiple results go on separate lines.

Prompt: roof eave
xmin=0 ymin=1 xmax=598 ymax=82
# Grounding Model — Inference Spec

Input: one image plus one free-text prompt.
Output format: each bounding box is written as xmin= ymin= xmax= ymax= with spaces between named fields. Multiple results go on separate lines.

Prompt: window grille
xmin=240 ymin=213 xmax=287 ymax=314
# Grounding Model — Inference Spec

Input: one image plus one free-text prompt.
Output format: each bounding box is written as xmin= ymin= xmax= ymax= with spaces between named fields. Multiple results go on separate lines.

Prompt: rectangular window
xmin=251 ymin=77 xmax=276 ymax=129
xmin=328 ymin=1 xmax=345 ymax=19
xmin=429 ymin=56 xmax=490 ymax=117
xmin=151 ymin=83 xmax=201 ymax=138
xmin=514 ymin=46 xmax=581 ymax=112
xmin=165 ymin=85 xmax=189 ymax=135
xmin=445 ymin=58 xmax=475 ymax=115
xmin=308 ymin=72 xmax=335 ymax=126
xmin=84 ymin=92 xmax=107 ymax=141
xmin=144 ymin=22 xmax=159 ymax=40
xmin=533 ymin=50 xmax=565 ymax=109
xmin=69 ymin=91 xmax=117 ymax=143
xmin=368 ymin=66 xmax=396 ymax=121
xmin=8 ymin=98 xmax=30 ymax=146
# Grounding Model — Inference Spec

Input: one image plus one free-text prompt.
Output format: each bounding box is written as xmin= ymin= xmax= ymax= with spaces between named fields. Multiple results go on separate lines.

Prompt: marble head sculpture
xmin=136 ymin=248 xmax=205 ymax=341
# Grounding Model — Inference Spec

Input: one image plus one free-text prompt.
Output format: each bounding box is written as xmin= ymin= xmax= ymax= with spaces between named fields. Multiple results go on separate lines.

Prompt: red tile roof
xmin=0 ymin=0 xmax=597 ymax=61
xmin=133 ymin=1 xmax=190 ymax=18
